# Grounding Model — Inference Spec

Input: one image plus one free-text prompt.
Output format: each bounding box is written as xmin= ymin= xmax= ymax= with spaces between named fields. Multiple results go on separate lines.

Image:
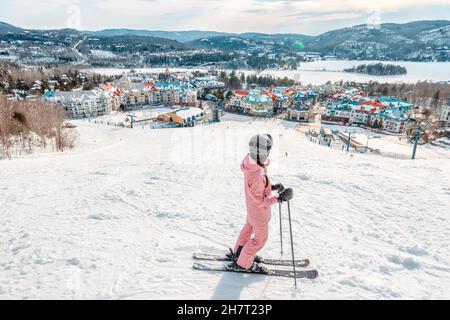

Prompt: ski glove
xmin=271 ymin=183 xmax=285 ymax=193
xmin=278 ymin=188 xmax=293 ymax=203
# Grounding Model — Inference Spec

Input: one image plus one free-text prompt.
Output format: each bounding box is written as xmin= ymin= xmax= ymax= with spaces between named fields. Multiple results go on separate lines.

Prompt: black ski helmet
xmin=249 ymin=134 xmax=273 ymax=164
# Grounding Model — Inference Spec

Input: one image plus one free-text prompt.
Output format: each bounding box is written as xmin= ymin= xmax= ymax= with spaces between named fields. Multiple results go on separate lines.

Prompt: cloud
xmin=0 ymin=0 xmax=448 ymax=34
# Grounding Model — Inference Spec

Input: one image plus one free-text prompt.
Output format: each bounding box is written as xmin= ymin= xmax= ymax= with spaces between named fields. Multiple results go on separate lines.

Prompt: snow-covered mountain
xmin=0 ymin=21 xmax=22 ymax=34
xmin=418 ymin=25 xmax=450 ymax=46
xmin=188 ymin=34 xmax=312 ymax=53
xmin=85 ymin=29 xmax=232 ymax=43
xmin=303 ymin=20 xmax=450 ymax=60
xmin=1 ymin=20 xmax=449 ymax=63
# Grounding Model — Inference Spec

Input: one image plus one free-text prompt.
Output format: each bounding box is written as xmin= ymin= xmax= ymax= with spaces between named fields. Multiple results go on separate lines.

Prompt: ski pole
xmin=287 ymin=201 xmax=297 ymax=288
xmin=279 ymin=202 xmax=283 ymax=255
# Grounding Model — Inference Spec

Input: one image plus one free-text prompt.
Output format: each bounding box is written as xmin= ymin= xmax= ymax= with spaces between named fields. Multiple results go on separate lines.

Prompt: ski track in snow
xmin=0 ymin=114 xmax=449 ymax=299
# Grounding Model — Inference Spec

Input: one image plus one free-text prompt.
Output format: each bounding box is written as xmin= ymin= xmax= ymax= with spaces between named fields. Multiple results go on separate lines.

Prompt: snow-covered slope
xmin=0 ymin=114 xmax=449 ymax=299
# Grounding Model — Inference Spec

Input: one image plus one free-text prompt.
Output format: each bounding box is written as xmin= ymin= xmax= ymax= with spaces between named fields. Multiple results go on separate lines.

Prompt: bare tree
xmin=0 ymin=97 xmax=78 ymax=159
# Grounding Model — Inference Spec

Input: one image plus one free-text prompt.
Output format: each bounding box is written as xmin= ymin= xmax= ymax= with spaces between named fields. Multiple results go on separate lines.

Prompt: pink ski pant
xmin=233 ymin=213 xmax=271 ymax=269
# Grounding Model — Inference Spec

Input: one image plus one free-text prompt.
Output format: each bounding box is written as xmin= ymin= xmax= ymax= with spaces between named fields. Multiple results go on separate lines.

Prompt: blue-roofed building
xmin=244 ymin=90 xmax=274 ymax=115
xmin=157 ymin=107 xmax=207 ymax=127
xmin=287 ymin=101 xmax=316 ymax=122
xmin=378 ymin=96 xmax=415 ymax=112
xmin=372 ymin=107 xmax=410 ymax=133
xmin=148 ymin=81 xmax=198 ymax=106
xmin=440 ymin=100 xmax=450 ymax=123
xmin=43 ymin=90 xmax=113 ymax=118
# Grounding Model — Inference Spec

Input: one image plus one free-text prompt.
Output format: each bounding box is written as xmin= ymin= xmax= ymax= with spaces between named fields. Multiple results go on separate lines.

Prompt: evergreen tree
xmin=372 ymin=119 xmax=379 ymax=129
xmin=240 ymin=73 xmax=246 ymax=84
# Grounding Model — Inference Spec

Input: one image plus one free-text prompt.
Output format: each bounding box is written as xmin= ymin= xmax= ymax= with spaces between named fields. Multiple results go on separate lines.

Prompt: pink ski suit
xmin=234 ymin=154 xmax=279 ymax=269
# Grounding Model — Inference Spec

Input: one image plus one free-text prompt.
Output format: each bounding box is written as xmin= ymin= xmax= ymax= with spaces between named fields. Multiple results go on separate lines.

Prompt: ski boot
xmin=226 ymin=247 xmax=264 ymax=264
xmin=226 ymin=248 xmax=268 ymax=274
xmin=226 ymin=260 xmax=269 ymax=274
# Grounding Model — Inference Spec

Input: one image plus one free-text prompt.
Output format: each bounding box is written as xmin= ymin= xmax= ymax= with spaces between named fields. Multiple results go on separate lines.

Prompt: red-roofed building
xmin=358 ymin=100 xmax=384 ymax=109
xmin=234 ymin=90 xmax=249 ymax=96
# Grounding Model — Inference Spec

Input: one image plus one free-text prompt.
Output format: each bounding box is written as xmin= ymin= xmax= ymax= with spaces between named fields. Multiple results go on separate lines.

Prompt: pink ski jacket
xmin=241 ymin=154 xmax=279 ymax=219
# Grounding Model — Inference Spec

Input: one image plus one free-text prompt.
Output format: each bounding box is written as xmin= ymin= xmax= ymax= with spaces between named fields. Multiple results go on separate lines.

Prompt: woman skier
xmin=229 ymin=134 xmax=293 ymax=273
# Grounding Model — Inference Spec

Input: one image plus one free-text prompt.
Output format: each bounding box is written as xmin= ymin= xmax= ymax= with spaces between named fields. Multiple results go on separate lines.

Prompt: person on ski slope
xmin=230 ymin=134 xmax=293 ymax=273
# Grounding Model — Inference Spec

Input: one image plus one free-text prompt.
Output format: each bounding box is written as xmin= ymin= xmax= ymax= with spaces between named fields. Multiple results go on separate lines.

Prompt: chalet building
xmin=127 ymin=88 xmax=149 ymax=105
xmin=373 ymin=108 xmax=409 ymax=133
xmin=440 ymin=101 xmax=450 ymax=123
xmin=115 ymin=75 xmax=150 ymax=106
xmin=161 ymin=90 xmax=180 ymax=105
xmin=245 ymin=90 xmax=274 ymax=115
xmin=291 ymin=90 xmax=317 ymax=102
xmin=44 ymin=90 xmax=113 ymax=119
xmin=157 ymin=107 xmax=207 ymax=127
xmin=225 ymin=86 xmax=319 ymax=117
xmin=110 ymin=76 xmax=200 ymax=108
xmin=191 ymin=76 xmax=225 ymax=89
xmin=377 ymin=96 xmax=415 ymax=112
xmin=322 ymin=103 xmax=353 ymax=124
xmin=99 ymin=83 xmax=126 ymax=111
xmin=146 ymin=81 xmax=198 ymax=107
xmin=329 ymin=88 xmax=361 ymax=102
xmin=148 ymin=88 xmax=197 ymax=106
xmin=181 ymin=90 xmax=198 ymax=105
xmin=226 ymin=90 xmax=249 ymax=113
xmin=287 ymin=102 xmax=315 ymax=122
xmin=270 ymin=89 xmax=289 ymax=112
xmin=273 ymin=98 xmax=288 ymax=112
xmin=324 ymin=92 xmax=414 ymax=133
xmin=350 ymin=109 xmax=371 ymax=125
xmin=117 ymin=75 xmax=133 ymax=90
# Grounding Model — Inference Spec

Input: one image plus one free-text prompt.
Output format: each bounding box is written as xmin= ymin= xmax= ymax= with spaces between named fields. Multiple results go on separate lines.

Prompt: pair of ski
xmin=193 ymin=252 xmax=318 ymax=279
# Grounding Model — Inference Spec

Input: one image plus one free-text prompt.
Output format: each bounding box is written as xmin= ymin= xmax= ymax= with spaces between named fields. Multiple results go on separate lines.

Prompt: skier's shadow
xmin=212 ymin=272 xmax=266 ymax=300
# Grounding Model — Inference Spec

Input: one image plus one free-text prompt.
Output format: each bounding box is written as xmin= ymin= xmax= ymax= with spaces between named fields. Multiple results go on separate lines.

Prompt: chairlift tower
xmin=412 ymin=126 xmax=421 ymax=160
xmin=411 ymin=120 xmax=429 ymax=160
xmin=344 ymin=129 xmax=358 ymax=152
xmin=127 ymin=113 xmax=136 ymax=129
xmin=213 ymin=101 xmax=222 ymax=123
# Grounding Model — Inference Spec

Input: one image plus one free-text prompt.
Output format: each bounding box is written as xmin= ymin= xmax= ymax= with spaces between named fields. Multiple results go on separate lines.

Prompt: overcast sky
xmin=1 ymin=0 xmax=449 ymax=35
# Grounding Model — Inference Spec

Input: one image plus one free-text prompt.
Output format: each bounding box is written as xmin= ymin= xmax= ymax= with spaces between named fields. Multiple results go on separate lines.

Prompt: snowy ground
xmin=320 ymin=123 xmax=450 ymax=158
xmin=94 ymin=107 xmax=173 ymax=127
xmin=0 ymin=113 xmax=449 ymax=299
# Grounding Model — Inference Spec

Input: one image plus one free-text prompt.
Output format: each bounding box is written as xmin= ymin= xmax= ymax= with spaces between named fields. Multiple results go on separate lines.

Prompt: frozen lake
xmin=262 ymin=60 xmax=450 ymax=85
xmin=88 ymin=60 xmax=450 ymax=85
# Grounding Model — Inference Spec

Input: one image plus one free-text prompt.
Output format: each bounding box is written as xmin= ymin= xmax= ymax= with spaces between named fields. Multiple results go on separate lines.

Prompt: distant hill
xmin=240 ymin=32 xmax=313 ymax=41
xmin=379 ymin=20 xmax=450 ymax=38
xmin=308 ymin=20 xmax=450 ymax=50
xmin=304 ymin=20 xmax=450 ymax=60
xmin=186 ymin=20 xmax=450 ymax=60
xmin=0 ymin=20 xmax=449 ymax=63
xmin=188 ymin=34 xmax=312 ymax=53
xmin=86 ymin=29 xmax=232 ymax=43
xmin=81 ymin=34 xmax=189 ymax=52
xmin=86 ymin=29 xmax=314 ymax=44
xmin=0 ymin=21 xmax=22 ymax=34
